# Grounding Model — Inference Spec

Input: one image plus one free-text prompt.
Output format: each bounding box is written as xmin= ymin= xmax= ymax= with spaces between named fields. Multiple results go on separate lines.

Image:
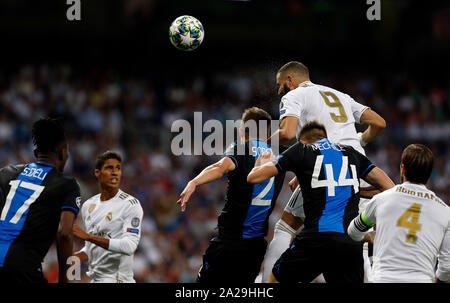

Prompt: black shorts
xmin=197 ymin=237 xmax=267 ymax=283
xmin=0 ymin=266 xmax=47 ymax=284
xmin=272 ymin=232 xmax=364 ymax=283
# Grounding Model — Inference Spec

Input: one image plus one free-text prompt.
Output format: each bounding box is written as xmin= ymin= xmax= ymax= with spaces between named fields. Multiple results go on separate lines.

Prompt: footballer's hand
xmin=289 ymin=177 xmax=299 ymax=192
xmin=73 ymin=224 xmax=90 ymax=241
xmin=362 ymin=231 xmax=376 ymax=244
xmin=177 ymin=181 xmax=196 ymax=212
xmin=255 ymin=152 xmax=274 ymax=167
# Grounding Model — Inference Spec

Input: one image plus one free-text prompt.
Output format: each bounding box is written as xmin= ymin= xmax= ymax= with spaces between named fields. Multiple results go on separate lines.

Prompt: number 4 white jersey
xmin=355 ymin=182 xmax=450 ymax=283
xmin=279 ymin=81 xmax=368 ymax=154
xmin=79 ymin=189 xmax=143 ymax=283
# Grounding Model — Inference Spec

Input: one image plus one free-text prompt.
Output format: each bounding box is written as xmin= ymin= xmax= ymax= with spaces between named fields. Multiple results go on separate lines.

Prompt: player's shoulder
xmin=55 ymin=175 xmax=81 ymax=193
xmin=81 ymin=193 xmax=99 ymax=210
xmin=118 ymin=190 xmax=142 ymax=208
xmin=0 ymin=164 xmax=26 ymax=176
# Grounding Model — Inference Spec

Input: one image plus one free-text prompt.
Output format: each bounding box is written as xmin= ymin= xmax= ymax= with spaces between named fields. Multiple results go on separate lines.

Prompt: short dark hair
xmin=278 ymin=61 xmax=309 ymax=78
xmin=401 ymin=144 xmax=434 ymax=184
xmin=298 ymin=121 xmax=327 ymax=143
xmin=241 ymin=107 xmax=272 ymax=138
xmin=95 ymin=151 xmax=122 ymax=170
xmin=31 ymin=117 xmax=67 ymax=153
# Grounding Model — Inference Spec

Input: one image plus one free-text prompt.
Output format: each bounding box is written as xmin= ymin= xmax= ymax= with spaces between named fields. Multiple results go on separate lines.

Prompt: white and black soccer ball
xmin=169 ymin=15 xmax=204 ymax=51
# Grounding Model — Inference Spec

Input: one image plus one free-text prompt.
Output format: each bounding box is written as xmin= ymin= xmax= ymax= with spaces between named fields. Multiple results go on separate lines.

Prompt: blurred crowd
xmin=0 ymin=65 xmax=448 ymax=283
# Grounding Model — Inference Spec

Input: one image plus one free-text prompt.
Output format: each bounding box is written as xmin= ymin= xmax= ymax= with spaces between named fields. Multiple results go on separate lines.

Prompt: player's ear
xmin=94 ymin=169 xmax=100 ymax=178
xmin=33 ymin=148 xmax=39 ymax=159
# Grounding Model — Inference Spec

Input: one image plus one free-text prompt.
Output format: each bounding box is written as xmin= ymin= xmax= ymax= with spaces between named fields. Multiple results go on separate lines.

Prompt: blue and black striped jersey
xmin=217 ymin=140 xmax=286 ymax=240
xmin=274 ymin=138 xmax=375 ymax=235
xmin=0 ymin=162 xmax=80 ymax=271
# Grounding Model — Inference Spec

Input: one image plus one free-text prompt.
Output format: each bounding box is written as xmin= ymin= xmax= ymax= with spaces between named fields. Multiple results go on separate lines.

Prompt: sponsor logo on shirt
xmin=127 ymin=228 xmax=139 ymax=235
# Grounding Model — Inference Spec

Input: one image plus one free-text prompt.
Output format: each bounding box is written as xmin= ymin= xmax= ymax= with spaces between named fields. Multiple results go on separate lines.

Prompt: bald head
xmin=276 ymin=61 xmax=310 ymax=96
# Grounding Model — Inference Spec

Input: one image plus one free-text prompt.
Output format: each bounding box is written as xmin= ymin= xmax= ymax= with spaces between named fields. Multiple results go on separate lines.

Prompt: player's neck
xmin=35 ymin=156 xmax=58 ymax=169
xmin=99 ymin=186 xmax=119 ymax=201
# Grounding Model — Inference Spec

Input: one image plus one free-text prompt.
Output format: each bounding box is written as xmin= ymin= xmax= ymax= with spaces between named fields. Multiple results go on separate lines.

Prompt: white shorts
xmin=283 ymin=185 xmax=305 ymax=220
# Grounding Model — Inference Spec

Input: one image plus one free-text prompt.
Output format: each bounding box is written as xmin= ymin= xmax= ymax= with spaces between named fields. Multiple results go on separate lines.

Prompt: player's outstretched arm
xmin=267 ymin=116 xmax=298 ymax=146
xmin=57 ymin=211 xmax=76 ymax=283
xmin=73 ymin=250 xmax=88 ymax=263
xmin=177 ymin=157 xmax=236 ymax=212
xmin=364 ymin=167 xmax=395 ymax=192
xmin=247 ymin=152 xmax=278 ymax=184
xmin=358 ymin=109 xmax=386 ymax=146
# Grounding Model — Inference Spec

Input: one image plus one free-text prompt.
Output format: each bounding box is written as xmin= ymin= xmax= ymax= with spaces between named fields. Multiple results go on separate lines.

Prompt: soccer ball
xmin=169 ymin=15 xmax=204 ymax=51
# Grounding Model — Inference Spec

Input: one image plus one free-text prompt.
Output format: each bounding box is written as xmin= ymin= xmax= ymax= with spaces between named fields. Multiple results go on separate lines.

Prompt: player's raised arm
xmin=247 ymin=152 xmax=278 ymax=184
xmin=268 ymin=116 xmax=298 ymax=145
xmin=177 ymin=157 xmax=236 ymax=212
xmin=358 ymin=109 xmax=386 ymax=147
xmin=57 ymin=210 xmax=76 ymax=283
xmin=364 ymin=167 xmax=395 ymax=192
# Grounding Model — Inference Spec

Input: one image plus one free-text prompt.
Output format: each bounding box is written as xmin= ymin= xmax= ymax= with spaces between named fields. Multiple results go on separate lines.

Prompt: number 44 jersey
xmin=0 ymin=162 xmax=81 ymax=272
xmin=273 ymin=138 xmax=375 ymax=235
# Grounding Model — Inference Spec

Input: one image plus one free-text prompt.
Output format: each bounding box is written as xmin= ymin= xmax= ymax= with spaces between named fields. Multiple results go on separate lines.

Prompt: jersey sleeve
xmin=348 ymin=96 xmax=369 ymax=123
xmin=60 ymin=178 xmax=81 ymax=216
xmin=273 ymin=142 xmax=305 ymax=173
xmin=108 ymin=200 xmax=144 ymax=256
xmin=224 ymin=142 xmax=246 ymax=171
xmin=436 ymin=220 xmax=450 ymax=282
xmin=352 ymin=148 xmax=376 ymax=179
xmin=279 ymin=91 xmax=303 ymax=121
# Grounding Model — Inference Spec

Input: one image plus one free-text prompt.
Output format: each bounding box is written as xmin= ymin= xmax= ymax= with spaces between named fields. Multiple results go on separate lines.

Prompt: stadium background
xmin=0 ymin=0 xmax=448 ymax=282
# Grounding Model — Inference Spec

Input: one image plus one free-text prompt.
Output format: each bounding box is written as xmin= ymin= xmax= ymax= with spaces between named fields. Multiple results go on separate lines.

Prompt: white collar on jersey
xmin=402 ymin=181 xmax=427 ymax=189
xmin=298 ymin=80 xmax=314 ymax=87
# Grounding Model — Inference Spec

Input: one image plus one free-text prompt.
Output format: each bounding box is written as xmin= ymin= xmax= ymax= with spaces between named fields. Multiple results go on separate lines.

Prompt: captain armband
xmin=354 ymin=211 xmax=375 ymax=232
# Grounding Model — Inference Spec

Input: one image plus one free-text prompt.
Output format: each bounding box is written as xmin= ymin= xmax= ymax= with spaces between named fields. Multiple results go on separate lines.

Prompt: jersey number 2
xmin=396 ymin=203 xmax=422 ymax=244
xmin=311 ymin=155 xmax=359 ymax=196
xmin=0 ymin=180 xmax=44 ymax=224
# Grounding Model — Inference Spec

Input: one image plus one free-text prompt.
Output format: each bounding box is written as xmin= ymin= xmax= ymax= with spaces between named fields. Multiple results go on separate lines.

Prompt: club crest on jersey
xmin=88 ymin=204 xmax=96 ymax=213
xmin=105 ymin=212 xmax=112 ymax=221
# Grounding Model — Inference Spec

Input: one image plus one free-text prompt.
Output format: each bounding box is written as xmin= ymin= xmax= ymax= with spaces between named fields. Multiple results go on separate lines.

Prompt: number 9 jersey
xmin=279 ymin=81 xmax=368 ymax=155
xmin=0 ymin=162 xmax=81 ymax=272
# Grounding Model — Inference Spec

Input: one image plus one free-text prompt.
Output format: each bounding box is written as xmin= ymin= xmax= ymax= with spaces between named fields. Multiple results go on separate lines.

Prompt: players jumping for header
xmin=262 ymin=61 xmax=387 ymax=282
xmin=73 ymin=151 xmax=144 ymax=283
xmin=177 ymin=107 xmax=287 ymax=283
xmin=348 ymin=144 xmax=450 ymax=283
xmin=248 ymin=121 xmax=394 ymax=283
xmin=0 ymin=118 xmax=81 ymax=283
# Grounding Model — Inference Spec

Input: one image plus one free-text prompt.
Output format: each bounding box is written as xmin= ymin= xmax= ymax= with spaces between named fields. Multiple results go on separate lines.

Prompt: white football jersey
xmin=362 ymin=182 xmax=450 ymax=283
xmin=279 ymin=80 xmax=368 ymax=154
xmin=80 ymin=189 xmax=143 ymax=283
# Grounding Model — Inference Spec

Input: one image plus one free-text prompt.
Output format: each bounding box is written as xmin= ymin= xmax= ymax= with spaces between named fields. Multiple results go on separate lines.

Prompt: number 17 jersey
xmin=0 ymin=162 xmax=81 ymax=272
